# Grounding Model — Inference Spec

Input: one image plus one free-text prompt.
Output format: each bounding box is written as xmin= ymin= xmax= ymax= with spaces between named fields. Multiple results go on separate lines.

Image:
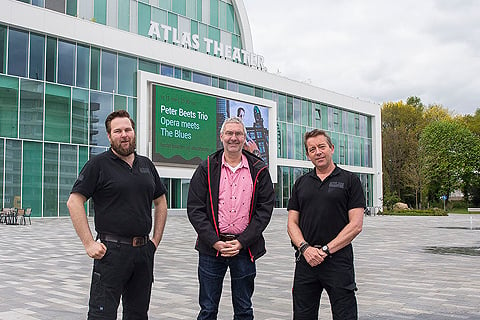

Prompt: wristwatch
xmin=322 ymin=245 xmax=331 ymax=256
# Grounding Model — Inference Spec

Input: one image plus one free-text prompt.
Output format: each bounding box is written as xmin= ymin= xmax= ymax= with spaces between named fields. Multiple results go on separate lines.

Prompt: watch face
xmin=322 ymin=245 xmax=328 ymax=252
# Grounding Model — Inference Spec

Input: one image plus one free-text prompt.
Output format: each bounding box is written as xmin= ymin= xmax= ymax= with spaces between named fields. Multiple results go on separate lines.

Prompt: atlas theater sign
xmin=148 ymin=21 xmax=265 ymax=71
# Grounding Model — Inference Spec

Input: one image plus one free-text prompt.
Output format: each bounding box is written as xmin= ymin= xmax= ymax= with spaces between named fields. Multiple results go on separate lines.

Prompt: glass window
xmin=301 ymin=100 xmax=308 ymax=126
xmin=78 ymin=145 xmax=88 ymax=173
xmin=22 ymin=141 xmax=43 ymax=217
xmin=101 ymin=50 xmax=117 ymax=93
xmin=76 ymin=44 xmax=89 ymax=88
xmin=20 ymin=79 xmax=44 ymax=140
xmin=293 ymin=125 xmax=303 ymax=160
xmin=57 ymin=40 xmax=75 ymax=86
xmin=59 ymin=144 xmax=77 ymax=216
xmin=4 ymin=140 xmax=21 ymax=209
xmin=178 ymin=16 xmax=190 ymax=41
xmin=196 ymin=0 xmax=202 ymax=20
xmin=218 ymin=0 xmax=226 ymax=30
xmin=174 ymin=67 xmax=181 ymax=79
xmin=293 ymin=97 xmax=301 ymax=124
xmin=29 ymin=33 xmax=45 ymax=80
xmin=277 ymin=94 xmax=286 ymax=122
xmin=286 ymin=96 xmax=293 ymax=123
xmin=129 ymin=0 xmax=138 ymax=34
xmin=192 ymin=72 xmax=210 ymax=85
xmin=161 ymin=64 xmax=174 ymax=77
xmin=0 ymin=25 xmax=6 ymax=74
xmin=90 ymin=47 xmax=100 ymax=90
xmin=226 ymin=3 xmax=234 ymax=32
xmin=107 ymin=0 xmax=117 ymax=28
xmin=118 ymin=0 xmax=130 ymax=31
xmin=45 ymin=83 xmax=71 ymax=143
xmin=45 ymin=0 xmax=66 ymax=13
xmin=167 ymin=12 xmax=178 ymax=44
xmin=286 ymin=123 xmax=293 ymax=159
xmin=182 ymin=69 xmax=192 ymax=81
xmin=43 ymin=143 xmax=58 ymax=217
xmin=0 ymin=75 xmax=19 ymax=138
xmin=72 ymin=88 xmax=89 ymax=144
xmin=128 ymin=97 xmax=137 ymax=124
xmin=227 ymin=80 xmax=237 ymax=92
xmin=151 ymin=7 xmax=167 ymax=27
xmin=238 ymin=83 xmax=253 ymax=95
xmin=8 ymin=29 xmax=28 ymax=77
xmin=208 ymin=26 xmax=220 ymax=45
xmin=32 ymin=0 xmax=44 ymax=7
xmin=186 ymin=0 xmax=196 ymax=19
xmin=159 ymin=0 xmax=170 ymax=10
xmin=172 ymin=0 xmax=186 ymax=15
xmin=0 ymin=139 xmax=3 ymax=204
xmin=46 ymin=36 xmax=57 ymax=83
xmin=209 ymin=0 xmax=218 ymax=27
xmin=118 ymin=54 xmax=136 ymax=96
xmin=66 ymin=0 xmax=77 ymax=16
xmin=114 ymin=95 xmax=127 ymax=111
xmin=137 ymin=2 xmax=151 ymax=37
xmin=198 ymin=22 xmax=207 ymax=53
xmin=201 ymin=0 xmax=209 ymax=24
xmin=139 ymin=59 xmax=159 ymax=74
xmin=94 ymin=0 xmax=107 ymax=24
xmin=90 ymin=91 xmax=112 ymax=147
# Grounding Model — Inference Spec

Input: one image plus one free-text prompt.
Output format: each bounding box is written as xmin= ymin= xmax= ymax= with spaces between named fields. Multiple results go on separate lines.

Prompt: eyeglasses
xmin=223 ymin=131 xmax=245 ymax=137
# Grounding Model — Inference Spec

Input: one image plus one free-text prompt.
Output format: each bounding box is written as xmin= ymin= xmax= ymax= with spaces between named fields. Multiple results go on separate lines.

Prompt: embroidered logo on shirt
xmin=329 ymin=181 xmax=344 ymax=189
xmin=140 ymin=167 xmax=150 ymax=173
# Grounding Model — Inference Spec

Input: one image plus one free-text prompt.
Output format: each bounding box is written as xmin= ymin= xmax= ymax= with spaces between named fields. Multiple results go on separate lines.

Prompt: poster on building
xmin=152 ymin=84 xmax=270 ymax=166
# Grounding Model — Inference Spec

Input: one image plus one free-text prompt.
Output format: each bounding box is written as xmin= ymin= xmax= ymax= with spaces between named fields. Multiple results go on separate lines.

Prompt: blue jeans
xmin=197 ymin=251 xmax=256 ymax=320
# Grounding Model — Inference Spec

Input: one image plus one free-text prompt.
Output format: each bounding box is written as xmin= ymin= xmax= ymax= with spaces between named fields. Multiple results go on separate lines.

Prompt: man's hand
xmin=302 ymin=246 xmax=324 ymax=267
xmin=213 ymin=240 xmax=242 ymax=257
xmin=85 ymin=240 xmax=107 ymax=259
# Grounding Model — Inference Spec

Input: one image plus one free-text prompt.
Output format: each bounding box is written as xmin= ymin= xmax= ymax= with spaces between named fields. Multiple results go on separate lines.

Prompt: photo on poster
xmin=152 ymin=84 xmax=270 ymax=166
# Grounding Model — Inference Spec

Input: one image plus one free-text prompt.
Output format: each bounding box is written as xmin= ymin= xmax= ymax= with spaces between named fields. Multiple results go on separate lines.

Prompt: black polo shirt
xmin=71 ymin=149 xmax=166 ymax=237
xmin=287 ymin=165 xmax=365 ymax=250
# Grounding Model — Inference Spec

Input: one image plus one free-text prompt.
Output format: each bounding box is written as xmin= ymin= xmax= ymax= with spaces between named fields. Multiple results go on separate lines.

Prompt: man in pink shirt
xmin=188 ymin=117 xmax=275 ymax=320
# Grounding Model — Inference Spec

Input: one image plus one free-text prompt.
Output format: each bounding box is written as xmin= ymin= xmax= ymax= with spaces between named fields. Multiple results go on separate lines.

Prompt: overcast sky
xmin=242 ymin=0 xmax=480 ymax=115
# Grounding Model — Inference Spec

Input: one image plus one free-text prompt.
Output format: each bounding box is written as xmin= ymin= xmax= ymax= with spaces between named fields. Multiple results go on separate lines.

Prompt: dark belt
xmin=219 ymin=233 xmax=237 ymax=241
xmin=98 ymin=234 xmax=149 ymax=247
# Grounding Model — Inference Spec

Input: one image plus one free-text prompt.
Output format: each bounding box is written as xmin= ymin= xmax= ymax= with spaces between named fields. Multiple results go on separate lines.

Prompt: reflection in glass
xmin=20 ymin=79 xmax=44 ymax=140
xmin=72 ymin=88 xmax=89 ymax=144
xmin=29 ymin=33 xmax=45 ymax=80
xmin=43 ymin=143 xmax=58 ymax=217
xmin=4 ymin=140 xmax=21 ymax=209
xmin=59 ymin=144 xmax=77 ymax=216
xmin=101 ymin=50 xmax=117 ymax=93
xmin=58 ymin=40 xmax=76 ymax=86
xmin=90 ymin=91 xmax=112 ymax=147
xmin=45 ymin=83 xmax=71 ymax=143
xmin=76 ymin=44 xmax=89 ymax=88
xmin=8 ymin=29 xmax=28 ymax=77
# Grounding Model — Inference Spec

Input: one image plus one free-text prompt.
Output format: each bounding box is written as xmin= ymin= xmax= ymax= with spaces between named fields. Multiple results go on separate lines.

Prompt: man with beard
xmin=67 ymin=110 xmax=167 ymax=319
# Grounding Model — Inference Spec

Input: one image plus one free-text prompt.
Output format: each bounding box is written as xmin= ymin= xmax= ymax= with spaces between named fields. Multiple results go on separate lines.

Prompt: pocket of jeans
xmin=90 ymin=270 xmax=106 ymax=312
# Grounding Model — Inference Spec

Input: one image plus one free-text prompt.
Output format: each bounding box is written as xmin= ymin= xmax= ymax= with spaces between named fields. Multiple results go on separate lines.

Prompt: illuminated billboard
xmin=152 ymin=84 xmax=271 ymax=166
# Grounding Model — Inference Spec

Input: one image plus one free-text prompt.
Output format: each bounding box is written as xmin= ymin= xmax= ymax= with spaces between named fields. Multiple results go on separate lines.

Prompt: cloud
xmin=243 ymin=0 xmax=480 ymax=115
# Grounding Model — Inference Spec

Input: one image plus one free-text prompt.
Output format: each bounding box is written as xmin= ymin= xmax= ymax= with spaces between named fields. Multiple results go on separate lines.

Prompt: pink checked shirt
xmin=218 ymin=154 xmax=253 ymax=234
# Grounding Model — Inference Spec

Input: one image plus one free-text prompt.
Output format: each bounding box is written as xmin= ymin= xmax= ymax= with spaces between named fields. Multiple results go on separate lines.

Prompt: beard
xmin=111 ymin=138 xmax=136 ymax=157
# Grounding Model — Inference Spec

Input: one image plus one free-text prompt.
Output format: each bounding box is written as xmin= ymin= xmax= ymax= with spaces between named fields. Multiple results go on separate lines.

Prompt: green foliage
xmin=419 ymin=120 xmax=480 ymax=203
xmin=382 ymin=209 xmax=448 ymax=216
xmin=382 ymin=192 xmax=401 ymax=210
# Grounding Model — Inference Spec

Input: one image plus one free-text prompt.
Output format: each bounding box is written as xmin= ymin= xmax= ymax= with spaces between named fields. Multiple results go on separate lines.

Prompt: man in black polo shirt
xmin=287 ymin=129 xmax=365 ymax=320
xmin=67 ymin=110 xmax=167 ymax=319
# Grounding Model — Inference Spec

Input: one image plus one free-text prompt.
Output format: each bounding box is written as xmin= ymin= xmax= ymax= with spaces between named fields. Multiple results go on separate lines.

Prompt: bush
xmin=382 ymin=208 xmax=448 ymax=216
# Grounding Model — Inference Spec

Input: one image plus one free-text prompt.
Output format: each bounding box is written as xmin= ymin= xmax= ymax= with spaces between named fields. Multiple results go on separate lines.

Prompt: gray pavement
xmin=1 ymin=212 xmax=479 ymax=319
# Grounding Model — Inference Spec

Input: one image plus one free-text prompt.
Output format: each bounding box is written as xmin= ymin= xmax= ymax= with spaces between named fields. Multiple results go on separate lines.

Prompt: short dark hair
xmin=304 ymin=129 xmax=333 ymax=153
xmin=105 ymin=110 xmax=135 ymax=134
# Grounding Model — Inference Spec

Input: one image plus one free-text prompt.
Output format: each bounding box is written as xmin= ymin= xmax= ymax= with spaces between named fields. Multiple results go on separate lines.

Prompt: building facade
xmin=0 ymin=0 xmax=382 ymax=217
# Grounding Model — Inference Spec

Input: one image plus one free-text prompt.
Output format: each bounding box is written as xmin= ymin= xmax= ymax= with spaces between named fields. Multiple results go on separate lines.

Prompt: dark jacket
xmin=187 ymin=149 xmax=275 ymax=261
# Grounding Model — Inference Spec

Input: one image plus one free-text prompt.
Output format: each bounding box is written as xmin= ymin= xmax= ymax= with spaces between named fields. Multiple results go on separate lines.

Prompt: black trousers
xmin=88 ymin=240 xmax=157 ymax=320
xmin=292 ymin=254 xmax=358 ymax=320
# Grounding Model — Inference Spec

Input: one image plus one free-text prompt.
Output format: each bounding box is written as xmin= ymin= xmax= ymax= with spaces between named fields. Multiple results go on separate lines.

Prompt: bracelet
xmin=299 ymin=241 xmax=310 ymax=254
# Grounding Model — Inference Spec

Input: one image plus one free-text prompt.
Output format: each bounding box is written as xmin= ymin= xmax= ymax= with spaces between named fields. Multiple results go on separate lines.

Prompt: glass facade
xmin=0 ymin=1 xmax=377 ymax=216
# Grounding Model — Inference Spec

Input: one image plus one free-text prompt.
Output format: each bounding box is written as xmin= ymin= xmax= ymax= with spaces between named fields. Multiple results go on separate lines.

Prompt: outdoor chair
xmin=17 ymin=208 xmax=26 ymax=225
xmin=24 ymin=208 xmax=32 ymax=225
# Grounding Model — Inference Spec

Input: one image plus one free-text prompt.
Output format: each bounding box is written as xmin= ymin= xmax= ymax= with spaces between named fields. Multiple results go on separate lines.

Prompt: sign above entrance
xmin=148 ymin=21 xmax=265 ymax=71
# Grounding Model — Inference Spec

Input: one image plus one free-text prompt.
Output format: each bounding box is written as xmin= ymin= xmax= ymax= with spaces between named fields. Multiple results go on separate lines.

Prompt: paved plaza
xmin=1 ymin=212 xmax=479 ymax=319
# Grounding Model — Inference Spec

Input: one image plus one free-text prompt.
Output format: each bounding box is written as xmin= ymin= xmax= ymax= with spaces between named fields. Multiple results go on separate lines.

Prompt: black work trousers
xmin=292 ymin=254 xmax=358 ymax=320
xmin=88 ymin=239 xmax=156 ymax=320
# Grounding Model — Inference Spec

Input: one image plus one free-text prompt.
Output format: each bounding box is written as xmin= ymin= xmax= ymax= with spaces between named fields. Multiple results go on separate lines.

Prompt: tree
xmin=419 ymin=120 xmax=480 ymax=205
xmin=381 ymin=98 xmax=425 ymax=207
